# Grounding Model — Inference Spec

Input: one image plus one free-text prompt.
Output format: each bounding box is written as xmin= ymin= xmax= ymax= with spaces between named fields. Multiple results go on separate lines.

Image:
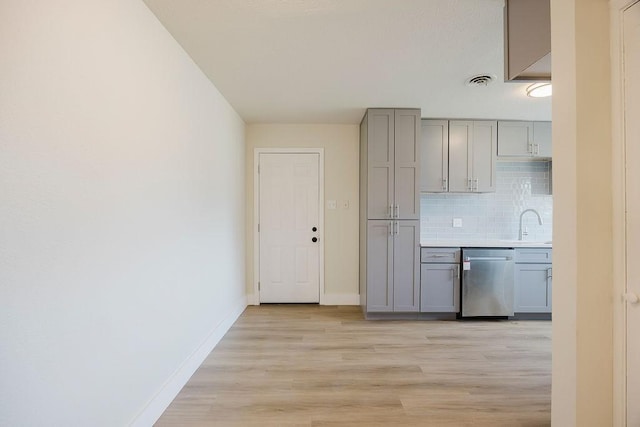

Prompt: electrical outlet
xmin=453 ymin=218 xmax=463 ymax=228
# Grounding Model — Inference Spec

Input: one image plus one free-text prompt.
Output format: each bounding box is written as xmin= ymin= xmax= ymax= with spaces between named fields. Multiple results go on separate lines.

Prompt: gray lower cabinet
xmin=420 ymin=248 xmax=461 ymax=312
xmin=365 ymin=220 xmax=420 ymax=312
xmin=514 ymin=248 xmax=552 ymax=313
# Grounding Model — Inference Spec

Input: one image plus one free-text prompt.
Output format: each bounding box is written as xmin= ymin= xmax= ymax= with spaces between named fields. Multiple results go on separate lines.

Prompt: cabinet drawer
xmin=421 ymin=247 xmax=461 ymax=263
xmin=515 ymin=248 xmax=552 ymax=264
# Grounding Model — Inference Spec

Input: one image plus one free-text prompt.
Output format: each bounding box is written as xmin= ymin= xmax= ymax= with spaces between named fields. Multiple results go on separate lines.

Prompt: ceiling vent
xmin=466 ymin=74 xmax=495 ymax=87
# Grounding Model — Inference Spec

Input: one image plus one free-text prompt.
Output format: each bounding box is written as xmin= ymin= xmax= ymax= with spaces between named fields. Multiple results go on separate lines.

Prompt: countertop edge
xmin=420 ymin=241 xmax=552 ymax=248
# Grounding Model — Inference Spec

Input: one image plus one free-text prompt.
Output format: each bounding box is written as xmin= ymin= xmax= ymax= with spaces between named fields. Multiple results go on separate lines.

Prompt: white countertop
xmin=420 ymin=240 xmax=552 ymax=248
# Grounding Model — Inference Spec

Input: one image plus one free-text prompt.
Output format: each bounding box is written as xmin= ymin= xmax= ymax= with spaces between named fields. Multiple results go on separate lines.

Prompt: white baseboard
xmin=249 ymin=293 xmax=259 ymax=305
xmin=248 ymin=293 xmax=360 ymax=306
xmin=129 ymin=296 xmax=247 ymax=427
xmin=322 ymin=293 xmax=360 ymax=305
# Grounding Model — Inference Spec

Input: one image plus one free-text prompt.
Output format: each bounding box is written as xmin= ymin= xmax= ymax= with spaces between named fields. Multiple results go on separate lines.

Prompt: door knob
xmin=625 ymin=292 xmax=639 ymax=304
xmin=312 ymin=226 xmax=317 ymax=232
xmin=312 ymin=237 xmax=318 ymax=243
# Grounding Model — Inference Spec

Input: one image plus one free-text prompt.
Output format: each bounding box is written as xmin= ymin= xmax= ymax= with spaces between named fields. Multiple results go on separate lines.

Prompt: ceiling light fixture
xmin=526 ymin=82 xmax=552 ymax=98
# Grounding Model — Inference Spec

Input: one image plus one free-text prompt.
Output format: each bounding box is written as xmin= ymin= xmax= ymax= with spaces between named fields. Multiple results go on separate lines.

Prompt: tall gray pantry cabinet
xmin=359 ymin=109 xmax=421 ymax=313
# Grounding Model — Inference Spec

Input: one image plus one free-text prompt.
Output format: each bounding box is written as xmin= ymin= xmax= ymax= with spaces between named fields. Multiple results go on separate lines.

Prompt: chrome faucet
xmin=518 ymin=209 xmax=543 ymax=240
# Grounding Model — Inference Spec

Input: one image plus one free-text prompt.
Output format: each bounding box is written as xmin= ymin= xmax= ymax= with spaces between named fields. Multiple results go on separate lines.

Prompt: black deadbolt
xmin=312 ymin=226 xmax=317 ymax=232
xmin=312 ymin=237 xmax=318 ymax=243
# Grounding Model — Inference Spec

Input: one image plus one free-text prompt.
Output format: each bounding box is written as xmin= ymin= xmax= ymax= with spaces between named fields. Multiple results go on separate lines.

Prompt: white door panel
xmin=259 ymin=153 xmax=320 ymax=303
xmin=624 ymin=2 xmax=640 ymax=424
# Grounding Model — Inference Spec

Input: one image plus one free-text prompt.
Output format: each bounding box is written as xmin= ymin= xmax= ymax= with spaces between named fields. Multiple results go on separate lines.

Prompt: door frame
xmin=610 ymin=1 xmax=639 ymax=424
xmin=253 ymin=148 xmax=325 ymax=305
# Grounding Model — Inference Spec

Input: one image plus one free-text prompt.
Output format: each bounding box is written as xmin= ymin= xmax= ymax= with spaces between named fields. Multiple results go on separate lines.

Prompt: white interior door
xmin=259 ymin=153 xmax=320 ymax=303
xmin=624 ymin=2 xmax=640 ymax=424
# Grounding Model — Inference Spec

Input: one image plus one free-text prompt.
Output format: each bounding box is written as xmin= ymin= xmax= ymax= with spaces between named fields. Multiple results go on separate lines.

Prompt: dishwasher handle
xmin=464 ymin=256 xmax=513 ymax=261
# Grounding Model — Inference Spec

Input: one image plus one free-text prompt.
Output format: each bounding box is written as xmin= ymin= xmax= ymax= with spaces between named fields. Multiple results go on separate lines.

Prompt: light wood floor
xmin=155 ymin=305 xmax=551 ymax=427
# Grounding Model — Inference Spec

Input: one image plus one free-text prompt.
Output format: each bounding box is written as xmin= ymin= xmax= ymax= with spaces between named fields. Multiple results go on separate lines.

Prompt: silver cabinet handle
xmin=428 ymin=254 xmax=450 ymax=258
xmin=528 ymin=142 xmax=533 ymax=155
xmin=395 ymin=204 xmax=399 ymax=219
xmin=455 ymin=265 xmax=460 ymax=279
xmin=389 ymin=221 xmax=393 ymax=236
xmin=534 ymin=144 xmax=540 ymax=155
xmin=442 ymin=177 xmax=448 ymax=191
xmin=547 ymin=267 xmax=552 ymax=280
xmin=389 ymin=204 xmax=393 ymax=219
xmin=467 ymin=178 xmax=472 ymax=191
xmin=394 ymin=221 xmax=399 ymax=235
xmin=473 ymin=178 xmax=479 ymax=191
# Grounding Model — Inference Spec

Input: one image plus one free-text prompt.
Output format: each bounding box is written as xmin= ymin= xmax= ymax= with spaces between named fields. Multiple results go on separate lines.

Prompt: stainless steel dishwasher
xmin=461 ymin=248 xmax=515 ymax=317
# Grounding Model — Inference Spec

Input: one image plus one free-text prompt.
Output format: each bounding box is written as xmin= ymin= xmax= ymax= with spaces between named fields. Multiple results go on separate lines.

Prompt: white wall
xmin=0 ymin=1 xmax=246 ymax=425
xmin=246 ymin=124 xmax=360 ymax=304
xmin=551 ymin=0 xmax=613 ymax=425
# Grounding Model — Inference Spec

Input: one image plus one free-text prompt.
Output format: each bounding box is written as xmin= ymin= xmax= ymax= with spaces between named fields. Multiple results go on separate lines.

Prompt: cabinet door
xmin=394 ymin=109 xmax=421 ymax=219
xmin=448 ymin=121 xmax=472 ymax=192
xmin=420 ymin=263 xmax=460 ymax=312
xmin=420 ymin=120 xmax=449 ymax=192
xmin=515 ymin=264 xmax=552 ymax=313
xmin=533 ymin=121 xmax=552 ymax=157
xmin=366 ymin=220 xmax=394 ymax=312
xmin=367 ymin=109 xmax=394 ymax=219
xmin=470 ymin=121 xmax=497 ymax=192
xmin=393 ymin=220 xmax=420 ymax=312
xmin=498 ymin=121 xmax=534 ymax=156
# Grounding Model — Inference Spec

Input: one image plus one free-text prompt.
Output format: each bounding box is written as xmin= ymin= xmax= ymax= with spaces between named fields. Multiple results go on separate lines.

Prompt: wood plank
xmin=155 ymin=305 xmax=551 ymax=427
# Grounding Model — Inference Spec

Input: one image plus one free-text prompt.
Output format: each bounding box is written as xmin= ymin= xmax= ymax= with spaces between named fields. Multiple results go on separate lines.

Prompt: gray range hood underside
xmin=504 ymin=0 xmax=551 ymax=82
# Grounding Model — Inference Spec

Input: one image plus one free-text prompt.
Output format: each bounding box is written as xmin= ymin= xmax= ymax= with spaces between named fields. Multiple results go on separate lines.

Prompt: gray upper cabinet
xmin=497 ymin=121 xmax=533 ymax=156
xmin=533 ymin=122 xmax=552 ymax=157
xmin=394 ymin=110 xmax=421 ymax=219
xmin=449 ymin=120 xmax=497 ymax=193
xmin=498 ymin=121 xmax=552 ymax=158
xmin=420 ymin=120 xmax=449 ymax=192
xmin=421 ymin=119 xmax=496 ymax=193
xmin=367 ymin=109 xmax=394 ymax=219
xmin=366 ymin=109 xmax=420 ymax=219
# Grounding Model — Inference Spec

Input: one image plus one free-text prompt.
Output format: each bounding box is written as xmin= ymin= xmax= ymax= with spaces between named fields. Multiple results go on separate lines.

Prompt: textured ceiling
xmin=143 ymin=0 xmax=551 ymax=124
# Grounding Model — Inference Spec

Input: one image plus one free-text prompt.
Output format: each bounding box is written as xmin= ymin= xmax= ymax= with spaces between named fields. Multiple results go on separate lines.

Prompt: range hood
xmin=504 ymin=0 xmax=551 ymax=81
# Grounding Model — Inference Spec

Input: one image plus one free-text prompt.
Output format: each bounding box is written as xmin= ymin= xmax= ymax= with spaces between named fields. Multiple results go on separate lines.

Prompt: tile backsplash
xmin=420 ymin=161 xmax=553 ymax=242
